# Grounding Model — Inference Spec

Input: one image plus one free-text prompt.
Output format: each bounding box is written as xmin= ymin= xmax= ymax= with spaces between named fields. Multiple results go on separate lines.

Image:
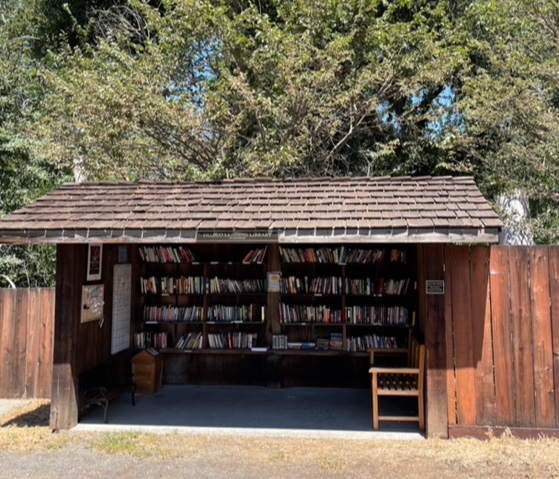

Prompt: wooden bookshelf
xmin=135 ymin=243 xmax=417 ymax=358
xmin=137 ymin=244 xmax=269 ymax=352
xmin=277 ymin=245 xmax=417 ymax=353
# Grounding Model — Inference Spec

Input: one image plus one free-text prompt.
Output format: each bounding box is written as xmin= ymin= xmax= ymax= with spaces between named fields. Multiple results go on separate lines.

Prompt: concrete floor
xmin=74 ymin=385 xmax=424 ymax=440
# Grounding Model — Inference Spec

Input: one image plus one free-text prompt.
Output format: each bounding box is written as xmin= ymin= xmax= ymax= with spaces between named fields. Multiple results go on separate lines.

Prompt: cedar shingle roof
xmin=0 ymin=176 xmax=502 ymax=244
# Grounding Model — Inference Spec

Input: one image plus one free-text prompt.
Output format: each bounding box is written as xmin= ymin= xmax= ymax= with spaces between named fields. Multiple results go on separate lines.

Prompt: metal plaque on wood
xmin=196 ymin=229 xmax=277 ymax=243
xmin=426 ymin=280 xmax=445 ymax=295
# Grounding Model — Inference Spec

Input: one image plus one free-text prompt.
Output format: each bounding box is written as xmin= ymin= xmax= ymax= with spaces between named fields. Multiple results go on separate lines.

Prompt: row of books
xmin=342 ymin=277 xmax=413 ymax=296
xmin=390 ymin=249 xmax=407 ymax=264
xmin=207 ymin=332 xmax=257 ymax=349
xmin=380 ymin=278 xmax=412 ymax=296
xmin=285 ymin=342 xmax=317 ymax=350
xmin=140 ymin=274 xmax=412 ymax=297
xmin=342 ymin=248 xmax=386 ymax=264
xmin=175 ymin=331 xmax=203 ymax=349
xmin=347 ymin=334 xmax=407 ymax=351
xmin=316 ymin=333 xmax=356 ymax=351
xmin=280 ymin=276 xmax=343 ymax=294
xmin=278 ymin=276 xmax=413 ymax=296
xmin=280 ymin=247 xmax=342 ymax=264
xmin=143 ymin=305 xmax=203 ymax=322
xmin=139 ymin=246 xmax=196 ymax=263
xmin=272 ymin=333 xmax=407 ymax=352
xmin=140 ymin=276 xmax=205 ymax=295
xmin=346 ymin=306 xmax=414 ymax=326
xmin=242 ymin=247 xmax=267 ymax=264
xmin=138 ymin=245 xmax=407 ymax=265
xmin=209 ymin=277 xmax=266 ymax=294
xmin=135 ymin=331 xmax=407 ymax=352
xmin=347 ymin=277 xmax=414 ymax=296
xmin=279 ymin=247 xmax=408 ymax=264
xmin=134 ymin=331 xmax=170 ymax=350
xmin=272 ymin=334 xmax=288 ymax=350
xmin=207 ymin=304 xmax=266 ymax=322
xmin=278 ymin=303 xmax=343 ymax=323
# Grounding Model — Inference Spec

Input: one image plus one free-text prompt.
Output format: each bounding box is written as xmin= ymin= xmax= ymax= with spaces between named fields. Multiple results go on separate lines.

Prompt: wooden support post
xmin=49 ymin=244 xmax=83 ymax=430
xmin=419 ymin=244 xmax=448 ymax=438
xmin=266 ymin=244 xmax=282 ymax=387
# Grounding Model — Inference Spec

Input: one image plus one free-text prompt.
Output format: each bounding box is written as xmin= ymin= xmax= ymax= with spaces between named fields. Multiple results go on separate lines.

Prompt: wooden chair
xmin=79 ymin=362 xmax=136 ymax=423
xmin=368 ymin=334 xmax=425 ymax=430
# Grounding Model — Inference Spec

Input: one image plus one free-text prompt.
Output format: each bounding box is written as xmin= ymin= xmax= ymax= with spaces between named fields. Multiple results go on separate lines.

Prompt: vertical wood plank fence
xmin=447 ymin=246 xmax=559 ymax=437
xmin=0 ymin=288 xmax=55 ymax=399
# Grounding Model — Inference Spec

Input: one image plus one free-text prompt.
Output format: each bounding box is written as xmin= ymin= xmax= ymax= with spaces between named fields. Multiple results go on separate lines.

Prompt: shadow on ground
xmin=1 ymin=403 xmax=50 ymax=428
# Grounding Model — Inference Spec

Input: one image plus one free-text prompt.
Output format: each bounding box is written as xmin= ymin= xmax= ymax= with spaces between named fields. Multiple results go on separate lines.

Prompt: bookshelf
xmin=135 ymin=245 xmax=268 ymax=352
xmin=134 ymin=243 xmax=417 ymax=359
xmin=276 ymin=245 xmax=416 ymax=354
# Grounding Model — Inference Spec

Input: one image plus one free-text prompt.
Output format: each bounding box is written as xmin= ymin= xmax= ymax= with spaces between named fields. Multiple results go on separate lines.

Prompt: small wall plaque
xmin=426 ymin=280 xmax=445 ymax=295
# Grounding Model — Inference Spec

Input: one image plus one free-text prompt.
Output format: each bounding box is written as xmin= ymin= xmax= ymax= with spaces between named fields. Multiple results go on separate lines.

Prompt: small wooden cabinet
xmin=132 ymin=349 xmax=163 ymax=395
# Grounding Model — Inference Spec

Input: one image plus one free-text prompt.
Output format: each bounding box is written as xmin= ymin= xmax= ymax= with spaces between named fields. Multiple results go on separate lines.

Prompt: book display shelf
xmin=276 ymin=245 xmax=416 ymax=357
xmin=135 ymin=244 xmax=269 ymax=353
xmin=133 ymin=243 xmax=417 ymax=359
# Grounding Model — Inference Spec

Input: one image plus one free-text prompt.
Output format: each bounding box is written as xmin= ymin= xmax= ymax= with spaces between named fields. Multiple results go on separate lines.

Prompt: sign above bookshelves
xmin=196 ymin=229 xmax=278 ymax=243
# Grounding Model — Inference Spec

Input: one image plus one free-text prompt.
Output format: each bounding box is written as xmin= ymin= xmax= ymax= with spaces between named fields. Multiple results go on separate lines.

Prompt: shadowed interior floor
xmin=76 ymin=385 xmax=423 ymax=439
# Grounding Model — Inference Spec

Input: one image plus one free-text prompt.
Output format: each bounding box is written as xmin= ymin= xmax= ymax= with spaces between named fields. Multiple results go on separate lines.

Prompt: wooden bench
xmin=80 ymin=363 xmax=136 ymax=423
xmin=368 ymin=333 xmax=425 ymax=430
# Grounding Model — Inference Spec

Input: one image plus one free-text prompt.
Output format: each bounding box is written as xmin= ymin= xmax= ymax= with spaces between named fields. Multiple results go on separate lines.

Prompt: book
xmin=251 ymin=346 xmax=268 ymax=352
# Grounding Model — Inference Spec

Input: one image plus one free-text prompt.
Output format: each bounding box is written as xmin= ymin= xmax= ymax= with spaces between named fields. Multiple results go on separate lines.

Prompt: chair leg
xmin=372 ymin=374 xmax=379 ymax=430
xmin=101 ymin=399 xmax=109 ymax=424
xmin=418 ymin=392 xmax=425 ymax=431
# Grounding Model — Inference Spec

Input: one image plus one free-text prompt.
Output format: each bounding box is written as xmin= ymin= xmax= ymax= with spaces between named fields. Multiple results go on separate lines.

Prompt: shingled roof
xmin=0 ymin=176 xmax=502 ymax=244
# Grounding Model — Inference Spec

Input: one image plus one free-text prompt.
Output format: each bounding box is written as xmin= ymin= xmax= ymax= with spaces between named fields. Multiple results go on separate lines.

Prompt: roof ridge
xmin=60 ymin=175 xmax=476 ymax=188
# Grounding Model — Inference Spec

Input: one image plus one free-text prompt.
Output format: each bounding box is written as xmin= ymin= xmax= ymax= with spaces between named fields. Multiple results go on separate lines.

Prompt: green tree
xmin=35 ymin=0 xmax=471 ymax=179
xmin=451 ymin=0 xmax=559 ymax=242
xmin=0 ymin=0 xmax=68 ymax=286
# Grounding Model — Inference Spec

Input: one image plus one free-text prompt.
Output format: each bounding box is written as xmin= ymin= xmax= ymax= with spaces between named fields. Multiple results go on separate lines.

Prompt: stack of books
xmin=329 ymin=332 xmax=344 ymax=350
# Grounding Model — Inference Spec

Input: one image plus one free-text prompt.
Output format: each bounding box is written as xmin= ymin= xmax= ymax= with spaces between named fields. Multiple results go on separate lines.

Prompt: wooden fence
xmin=0 ymin=288 xmax=55 ymax=398
xmin=446 ymin=246 xmax=559 ymax=437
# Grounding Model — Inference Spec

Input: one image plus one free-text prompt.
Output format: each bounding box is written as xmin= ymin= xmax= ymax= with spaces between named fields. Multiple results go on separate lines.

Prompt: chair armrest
xmin=368 ymin=367 xmax=420 ymax=374
xmin=83 ymin=386 xmax=107 ymax=398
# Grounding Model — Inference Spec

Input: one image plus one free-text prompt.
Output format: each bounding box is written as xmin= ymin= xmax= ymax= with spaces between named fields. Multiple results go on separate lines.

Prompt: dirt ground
xmin=1 ymin=400 xmax=559 ymax=479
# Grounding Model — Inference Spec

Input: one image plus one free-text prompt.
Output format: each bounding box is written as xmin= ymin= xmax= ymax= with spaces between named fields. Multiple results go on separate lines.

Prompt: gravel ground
xmin=1 ymin=399 xmax=559 ymax=479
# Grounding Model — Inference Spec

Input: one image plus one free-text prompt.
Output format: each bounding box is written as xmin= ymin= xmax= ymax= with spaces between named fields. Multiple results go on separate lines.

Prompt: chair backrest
xmin=407 ymin=334 xmax=426 ymax=392
xmin=407 ymin=334 xmax=421 ymax=368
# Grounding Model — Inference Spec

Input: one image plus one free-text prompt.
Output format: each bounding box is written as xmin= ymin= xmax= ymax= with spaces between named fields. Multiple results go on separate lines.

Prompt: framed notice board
xmin=111 ymin=264 xmax=132 ymax=354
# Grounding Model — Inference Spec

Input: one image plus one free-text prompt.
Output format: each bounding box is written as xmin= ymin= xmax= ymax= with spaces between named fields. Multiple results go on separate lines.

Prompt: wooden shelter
xmin=0 ymin=176 xmax=520 ymax=437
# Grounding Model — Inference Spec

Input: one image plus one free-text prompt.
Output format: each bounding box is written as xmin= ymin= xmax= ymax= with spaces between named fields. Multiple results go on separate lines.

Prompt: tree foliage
xmin=0 ymin=0 xmax=68 ymax=286
xmin=36 ymin=0 xmax=475 ymax=180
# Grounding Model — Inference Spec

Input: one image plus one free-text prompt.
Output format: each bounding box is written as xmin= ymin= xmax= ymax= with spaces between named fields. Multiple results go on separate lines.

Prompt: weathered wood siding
xmin=448 ymin=246 xmax=559 ymax=437
xmin=0 ymin=288 xmax=55 ymax=398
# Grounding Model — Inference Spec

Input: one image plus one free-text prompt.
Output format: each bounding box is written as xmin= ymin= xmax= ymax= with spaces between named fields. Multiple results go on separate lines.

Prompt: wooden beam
xmin=49 ymin=244 xmax=83 ymax=430
xmin=420 ymin=244 xmax=448 ymax=438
